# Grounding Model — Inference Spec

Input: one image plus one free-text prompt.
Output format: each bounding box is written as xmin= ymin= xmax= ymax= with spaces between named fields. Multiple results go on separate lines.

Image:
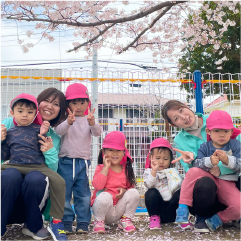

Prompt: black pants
xmin=189 ymin=176 xmax=227 ymax=217
xmin=145 ymin=188 xmax=180 ymax=223
xmin=1 ymin=168 xmax=48 ymax=236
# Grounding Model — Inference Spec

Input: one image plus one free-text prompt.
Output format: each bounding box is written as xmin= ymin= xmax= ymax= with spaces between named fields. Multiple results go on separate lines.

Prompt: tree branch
xmin=119 ymin=5 xmax=173 ymax=54
xmin=67 ymin=23 xmax=116 ymax=52
xmin=5 ymin=1 xmax=184 ymax=27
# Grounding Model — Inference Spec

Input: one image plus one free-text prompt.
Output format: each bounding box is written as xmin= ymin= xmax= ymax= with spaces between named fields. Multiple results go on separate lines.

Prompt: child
xmin=55 ymin=83 xmax=103 ymax=234
xmin=144 ymin=138 xmax=193 ymax=230
xmin=175 ymin=110 xmax=241 ymax=232
xmin=91 ymin=131 xmax=140 ymax=233
xmin=1 ymin=93 xmax=67 ymax=241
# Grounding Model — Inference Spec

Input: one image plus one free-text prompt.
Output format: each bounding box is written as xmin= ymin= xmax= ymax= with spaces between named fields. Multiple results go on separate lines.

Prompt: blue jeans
xmin=58 ymin=157 xmax=91 ymax=224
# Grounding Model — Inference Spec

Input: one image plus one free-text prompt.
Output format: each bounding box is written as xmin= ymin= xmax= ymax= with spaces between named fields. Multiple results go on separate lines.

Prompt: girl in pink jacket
xmin=91 ymin=131 xmax=140 ymax=233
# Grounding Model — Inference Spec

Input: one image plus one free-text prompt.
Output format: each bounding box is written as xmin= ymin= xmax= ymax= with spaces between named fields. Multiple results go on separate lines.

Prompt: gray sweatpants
xmin=1 ymin=164 xmax=65 ymax=220
xmin=92 ymin=188 xmax=140 ymax=223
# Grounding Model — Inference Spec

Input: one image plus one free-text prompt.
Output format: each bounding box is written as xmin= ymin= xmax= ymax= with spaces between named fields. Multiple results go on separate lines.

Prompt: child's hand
xmin=151 ymin=160 xmax=159 ymax=172
xmin=115 ymin=187 xmax=127 ymax=199
xmin=211 ymin=151 xmax=219 ymax=165
xmin=103 ymin=155 xmax=111 ymax=169
xmin=1 ymin=124 xmax=7 ymax=141
xmin=215 ymin=150 xmax=229 ymax=165
xmin=40 ymin=121 xmax=50 ymax=135
xmin=67 ymin=108 xmax=76 ymax=125
xmin=87 ymin=107 xmax=95 ymax=126
xmin=38 ymin=134 xmax=53 ymax=152
xmin=172 ymin=148 xmax=194 ymax=164
xmin=210 ymin=165 xmax=220 ymax=177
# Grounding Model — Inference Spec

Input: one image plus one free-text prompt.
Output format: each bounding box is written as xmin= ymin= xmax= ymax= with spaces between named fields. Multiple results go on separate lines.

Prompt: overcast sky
xmin=1 ymin=1 xmax=181 ymax=71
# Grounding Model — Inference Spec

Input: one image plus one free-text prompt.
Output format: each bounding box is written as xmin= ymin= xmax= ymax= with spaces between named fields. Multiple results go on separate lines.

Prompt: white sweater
xmin=144 ymin=168 xmax=182 ymax=201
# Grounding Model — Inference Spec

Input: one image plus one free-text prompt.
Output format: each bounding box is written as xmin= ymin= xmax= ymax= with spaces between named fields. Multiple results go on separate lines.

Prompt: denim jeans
xmin=58 ymin=157 xmax=91 ymax=224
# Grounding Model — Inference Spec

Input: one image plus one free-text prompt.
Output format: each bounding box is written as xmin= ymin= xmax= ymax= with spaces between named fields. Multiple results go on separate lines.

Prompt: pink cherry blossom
xmin=1 ymin=1 xmax=239 ymax=66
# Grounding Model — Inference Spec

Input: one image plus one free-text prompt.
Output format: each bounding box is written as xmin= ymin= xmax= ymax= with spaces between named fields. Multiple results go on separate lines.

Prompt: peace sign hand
xmin=171 ymin=148 xmax=194 ymax=164
xmin=87 ymin=107 xmax=95 ymax=126
xmin=67 ymin=108 xmax=76 ymax=125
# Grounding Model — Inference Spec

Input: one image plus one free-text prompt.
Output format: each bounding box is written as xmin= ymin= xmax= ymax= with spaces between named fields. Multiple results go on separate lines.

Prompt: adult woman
xmin=161 ymin=100 xmax=241 ymax=233
xmin=1 ymin=88 xmax=68 ymax=240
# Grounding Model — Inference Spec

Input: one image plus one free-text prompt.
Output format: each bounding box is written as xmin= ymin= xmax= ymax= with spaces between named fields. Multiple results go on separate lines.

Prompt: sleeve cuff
xmin=43 ymin=147 xmax=55 ymax=155
xmin=222 ymin=156 xmax=234 ymax=169
xmin=205 ymin=157 xmax=213 ymax=168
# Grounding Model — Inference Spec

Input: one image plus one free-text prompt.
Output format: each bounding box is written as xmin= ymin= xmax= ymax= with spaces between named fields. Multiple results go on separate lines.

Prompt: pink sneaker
xmin=149 ymin=215 xmax=161 ymax=230
xmin=180 ymin=222 xmax=194 ymax=230
xmin=118 ymin=217 xmax=136 ymax=233
xmin=180 ymin=215 xmax=194 ymax=230
xmin=93 ymin=221 xmax=105 ymax=233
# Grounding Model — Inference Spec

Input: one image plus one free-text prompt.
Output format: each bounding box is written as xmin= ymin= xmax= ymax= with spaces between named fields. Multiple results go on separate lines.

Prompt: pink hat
xmin=145 ymin=138 xmax=174 ymax=169
xmin=102 ymin=131 xmax=133 ymax=164
xmin=10 ymin=93 xmax=43 ymax=126
xmin=65 ymin=83 xmax=89 ymax=100
xmin=206 ymin=110 xmax=240 ymax=141
xmin=65 ymin=83 xmax=91 ymax=115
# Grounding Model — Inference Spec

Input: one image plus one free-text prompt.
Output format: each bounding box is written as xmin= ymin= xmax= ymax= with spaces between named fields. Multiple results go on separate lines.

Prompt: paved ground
xmin=2 ymin=214 xmax=240 ymax=241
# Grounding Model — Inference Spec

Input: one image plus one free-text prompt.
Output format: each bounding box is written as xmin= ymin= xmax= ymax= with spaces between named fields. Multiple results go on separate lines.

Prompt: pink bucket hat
xmin=145 ymin=138 xmax=174 ymax=168
xmin=65 ymin=83 xmax=91 ymax=115
xmin=206 ymin=110 xmax=240 ymax=141
xmin=65 ymin=83 xmax=89 ymax=100
xmin=102 ymin=131 xmax=133 ymax=164
xmin=10 ymin=93 xmax=43 ymax=126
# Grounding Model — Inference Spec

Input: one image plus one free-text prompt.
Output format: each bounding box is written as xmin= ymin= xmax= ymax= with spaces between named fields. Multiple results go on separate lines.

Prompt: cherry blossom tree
xmin=178 ymin=1 xmax=240 ymax=101
xmin=1 ymin=1 xmax=238 ymax=67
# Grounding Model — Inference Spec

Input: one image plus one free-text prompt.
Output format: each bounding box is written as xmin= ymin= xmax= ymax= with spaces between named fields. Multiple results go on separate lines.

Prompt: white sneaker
xmin=22 ymin=225 xmax=50 ymax=240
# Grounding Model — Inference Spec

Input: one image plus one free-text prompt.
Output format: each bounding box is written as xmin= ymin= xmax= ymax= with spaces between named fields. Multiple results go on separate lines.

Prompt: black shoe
xmin=194 ymin=215 xmax=210 ymax=233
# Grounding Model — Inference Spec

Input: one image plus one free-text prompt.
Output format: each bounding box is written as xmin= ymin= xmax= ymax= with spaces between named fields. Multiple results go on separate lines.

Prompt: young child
xmin=144 ymin=138 xmax=193 ymax=230
xmin=175 ymin=110 xmax=241 ymax=232
xmin=91 ymin=131 xmax=140 ymax=233
xmin=54 ymin=83 xmax=103 ymax=234
xmin=1 ymin=93 xmax=68 ymax=241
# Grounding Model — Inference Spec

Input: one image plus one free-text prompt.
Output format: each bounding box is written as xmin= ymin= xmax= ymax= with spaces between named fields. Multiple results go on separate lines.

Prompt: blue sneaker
xmin=76 ymin=222 xmax=89 ymax=233
xmin=47 ymin=221 xmax=68 ymax=241
xmin=175 ymin=207 xmax=189 ymax=224
xmin=63 ymin=221 xmax=73 ymax=234
xmin=205 ymin=214 xmax=223 ymax=231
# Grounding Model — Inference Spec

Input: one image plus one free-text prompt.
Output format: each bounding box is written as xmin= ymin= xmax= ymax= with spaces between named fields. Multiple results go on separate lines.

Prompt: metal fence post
xmin=120 ymin=119 xmax=123 ymax=131
xmin=194 ymin=70 xmax=203 ymax=114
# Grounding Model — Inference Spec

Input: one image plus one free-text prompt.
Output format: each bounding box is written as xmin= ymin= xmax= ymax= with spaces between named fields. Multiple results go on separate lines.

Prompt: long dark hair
xmin=37 ymin=87 xmax=68 ymax=127
xmin=98 ymin=149 xmax=136 ymax=187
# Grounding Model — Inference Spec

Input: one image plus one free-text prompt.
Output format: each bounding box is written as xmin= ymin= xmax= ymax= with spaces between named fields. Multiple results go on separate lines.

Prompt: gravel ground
xmin=2 ymin=214 xmax=240 ymax=241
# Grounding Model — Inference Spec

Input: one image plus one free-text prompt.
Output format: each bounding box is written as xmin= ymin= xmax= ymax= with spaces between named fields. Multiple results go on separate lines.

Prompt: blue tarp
xmin=71 ymin=205 xmax=147 ymax=213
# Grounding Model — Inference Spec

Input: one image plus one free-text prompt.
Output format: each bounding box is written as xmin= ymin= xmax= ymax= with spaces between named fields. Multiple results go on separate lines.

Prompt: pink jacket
xmin=91 ymin=164 xmax=133 ymax=206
